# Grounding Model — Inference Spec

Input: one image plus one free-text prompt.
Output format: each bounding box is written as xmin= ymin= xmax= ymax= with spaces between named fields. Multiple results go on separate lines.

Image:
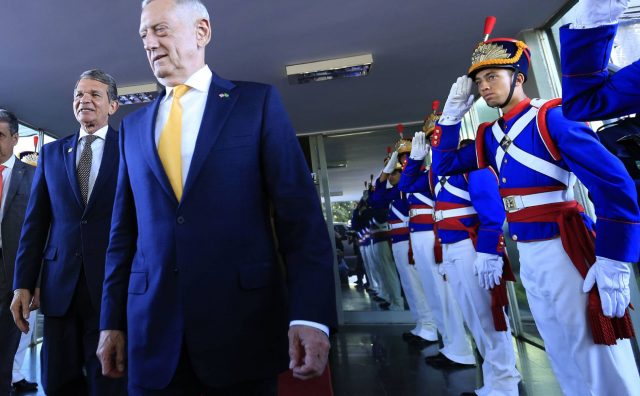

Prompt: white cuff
xmin=290 ymin=320 xmax=330 ymax=337
xmin=438 ymin=115 xmax=462 ymax=126
xmin=570 ymin=20 xmax=618 ymax=29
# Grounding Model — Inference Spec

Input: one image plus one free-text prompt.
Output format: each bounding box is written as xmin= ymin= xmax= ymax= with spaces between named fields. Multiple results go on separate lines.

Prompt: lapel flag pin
xmin=68 ymin=147 xmax=73 ymax=153
xmin=218 ymin=92 xmax=230 ymax=99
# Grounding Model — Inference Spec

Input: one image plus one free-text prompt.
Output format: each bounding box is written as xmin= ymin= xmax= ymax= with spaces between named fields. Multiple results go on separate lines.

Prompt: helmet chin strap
xmin=498 ymin=68 xmax=519 ymax=109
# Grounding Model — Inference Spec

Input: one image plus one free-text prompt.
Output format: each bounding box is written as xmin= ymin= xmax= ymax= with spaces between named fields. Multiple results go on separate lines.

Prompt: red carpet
xmin=277 ymin=366 xmax=333 ymax=396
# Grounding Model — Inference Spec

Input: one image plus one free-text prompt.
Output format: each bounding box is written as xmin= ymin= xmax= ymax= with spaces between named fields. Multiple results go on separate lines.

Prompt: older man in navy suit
xmin=96 ymin=0 xmax=336 ymax=395
xmin=11 ymin=70 xmax=127 ymax=395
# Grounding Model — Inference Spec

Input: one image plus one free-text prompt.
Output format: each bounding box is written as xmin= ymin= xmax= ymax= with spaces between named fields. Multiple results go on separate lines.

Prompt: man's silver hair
xmin=141 ymin=0 xmax=210 ymax=20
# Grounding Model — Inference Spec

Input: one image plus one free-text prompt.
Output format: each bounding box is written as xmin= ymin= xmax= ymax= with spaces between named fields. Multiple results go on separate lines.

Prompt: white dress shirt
xmin=155 ymin=65 xmax=212 ymax=187
xmin=155 ymin=66 xmax=330 ymax=337
xmin=76 ymin=125 xmax=109 ymax=201
xmin=0 ymin=155 xmax=17 ymax=248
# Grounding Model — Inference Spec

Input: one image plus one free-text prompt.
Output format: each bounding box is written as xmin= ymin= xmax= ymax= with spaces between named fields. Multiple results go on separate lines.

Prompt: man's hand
xmin=440 ymin=76 xmax=475 ymax=126
xmin=29 ymin=288 xmax=41 ymax=311
xmin=582 ymin=257 xmax=631 ymax=318
xmin=575 ymin=0 xmax=629 ymax=28
xmin=474 ymin=253 xmax=503 ymax=290
xmin=10 ymin=289 xmax=32 ymax=333
xmin=97 ymin=330 xmax=127 ymax=378
xmin=288 ymin=325 xmax=330 ymax=380
xmin=410 ymin=132 xmax=429 ymax=160
xmin=382 ymin=151 xmax=399 ymax=175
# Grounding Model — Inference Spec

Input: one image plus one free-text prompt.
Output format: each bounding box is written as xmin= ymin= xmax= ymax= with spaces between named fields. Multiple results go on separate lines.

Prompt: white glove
xmin=582 ymin=256 xmax=631 ymax=318
xmin=574 ymin=0 xmax=628 ymax=29
xmin=410 ymin=132 xmax=428 ymax=160
xmin=382 ymin=151 xmax=398 ymax=174
xmin=440 ymin=76 xmax=475 ymax=126
xmin=474 ymin=252 xmax=503 ymax=290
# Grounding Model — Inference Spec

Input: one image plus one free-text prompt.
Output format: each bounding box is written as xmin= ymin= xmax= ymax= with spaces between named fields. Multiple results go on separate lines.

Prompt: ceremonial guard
xmin=366 ymin=154 xmax=405 ymax=311
xmin=399 ymin=104 xmax=476 ymax=368
xmin=352 ymin=192 xmax=380 ymax=296
xmin=433 ymin=17 xmax=640 ymax=395
xmin=386 ymin=130 xmax=438 ymax=342
xmin=560 ymin=0 xmax=640 ymax=121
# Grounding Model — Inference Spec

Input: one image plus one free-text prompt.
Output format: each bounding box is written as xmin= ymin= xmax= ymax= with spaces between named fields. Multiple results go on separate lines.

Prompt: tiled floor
xmin=329 ymin=324 xmax=563 ymax=396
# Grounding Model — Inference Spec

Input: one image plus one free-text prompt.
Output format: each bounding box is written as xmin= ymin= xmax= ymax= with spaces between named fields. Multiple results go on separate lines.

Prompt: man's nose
xmin=143 ymin=35 xmax=158 ymax=51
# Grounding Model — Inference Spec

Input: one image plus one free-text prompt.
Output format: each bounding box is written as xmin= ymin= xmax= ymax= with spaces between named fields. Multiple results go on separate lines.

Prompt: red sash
xmin=506 ymin=200 xmax=635 ymax=345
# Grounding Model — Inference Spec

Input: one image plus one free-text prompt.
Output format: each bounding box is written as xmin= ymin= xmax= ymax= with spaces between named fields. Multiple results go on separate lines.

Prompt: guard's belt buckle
xmin=433 ymin=210 xmax=444 ymax=222
xmin=502 ymin=195 xmax=523 ymax=212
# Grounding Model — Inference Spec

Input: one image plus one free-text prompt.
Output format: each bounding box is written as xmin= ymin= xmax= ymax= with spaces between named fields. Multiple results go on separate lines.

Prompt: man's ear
xmin=516 ymin=72 xmax=525 ymax=86
xmin=108 ymin=100 xmax=120 ymax=116
xmin=196 ymin=18 xmax=211 ymax=48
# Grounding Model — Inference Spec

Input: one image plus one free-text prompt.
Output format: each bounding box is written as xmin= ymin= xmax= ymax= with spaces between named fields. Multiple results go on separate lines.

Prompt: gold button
xmin=512 ymin=235 xmax=518 ymax=241
xmin=501 ymin=177 xmax=507 ymax=183
xmin=438 ymin=238 xmax=442 ymax=243
xmin=503 ymin=159 xmax=508 ymax=164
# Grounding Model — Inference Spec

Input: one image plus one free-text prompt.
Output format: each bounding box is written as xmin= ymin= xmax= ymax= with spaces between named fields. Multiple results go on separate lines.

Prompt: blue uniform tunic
xmin=432 ymin=98 xmax=640 ymax=262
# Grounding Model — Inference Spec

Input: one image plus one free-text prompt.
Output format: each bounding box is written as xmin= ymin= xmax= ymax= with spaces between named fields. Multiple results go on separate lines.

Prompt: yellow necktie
xmin=158 ymin=84 xmax=190 ymax=201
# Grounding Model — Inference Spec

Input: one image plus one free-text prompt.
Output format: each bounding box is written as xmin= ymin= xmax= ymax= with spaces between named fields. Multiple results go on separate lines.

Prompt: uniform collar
xmin=502 ymin=97 xmax=531 ymax=122
xmin=162 ymin=65 xmax=213 ymax=103
xmin=78 ymin=125 xmax=109 ymax=141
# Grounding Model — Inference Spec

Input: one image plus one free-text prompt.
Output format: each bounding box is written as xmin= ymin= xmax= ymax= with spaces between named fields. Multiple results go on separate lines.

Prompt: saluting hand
xmin=288 ymin=325 xmax=330 ymax=380
xmin=440 ymin=76 xmax=475 ymax=125
xmin=410 ymin=132 xmax=428 ymax=160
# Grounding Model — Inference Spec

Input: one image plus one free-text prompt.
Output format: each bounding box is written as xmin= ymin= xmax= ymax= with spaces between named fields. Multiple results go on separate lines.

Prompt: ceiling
xmin=0 ymin=0 xmax=570 ymax=200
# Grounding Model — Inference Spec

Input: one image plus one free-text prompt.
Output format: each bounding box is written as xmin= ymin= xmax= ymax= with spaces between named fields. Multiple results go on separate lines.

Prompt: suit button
xmin=81 ymin=220 xmax=87 ymax=225
xmin=75 ymin=252 xmax=81 ymax=257
xmin=173 ymin=267 xmax=179 ymax=273
xmin=176 ymin=216 xmax=185 ymax=225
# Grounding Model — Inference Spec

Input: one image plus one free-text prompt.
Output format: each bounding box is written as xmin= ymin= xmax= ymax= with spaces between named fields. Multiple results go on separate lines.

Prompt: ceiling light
xmin=286 ymin=54 xmax=373 ymax=84
xmin=118 ymin=83 xmax=159 ymax=105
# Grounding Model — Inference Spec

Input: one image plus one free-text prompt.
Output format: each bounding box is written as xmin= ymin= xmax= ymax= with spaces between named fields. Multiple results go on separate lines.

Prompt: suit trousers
xmin=129 ymin=343 xmax=277 ymax=396
xmin=410 ymin=231 xmax=475 ymax=365
xmin=0 ymin=289 xmax=21 ymax=394
xmin=391 ymin=240 xmax=438 ymax=340
xmin=518 ymin=238 xmax=640 ymax=396
xmin=42 ymin=270 xmax=127 ymax=396
xmin=441 ymin=239 xmax=520 ymax=396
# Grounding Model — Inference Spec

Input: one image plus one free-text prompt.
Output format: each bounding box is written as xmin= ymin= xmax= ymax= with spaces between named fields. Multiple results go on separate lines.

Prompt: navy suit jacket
xmin=14 ymin=127 xmax=120 ymax=316
xmin=1 ymin=159 xmax=35 ymax=295
xmin=100 ymin=73 xmax=336 ymax=389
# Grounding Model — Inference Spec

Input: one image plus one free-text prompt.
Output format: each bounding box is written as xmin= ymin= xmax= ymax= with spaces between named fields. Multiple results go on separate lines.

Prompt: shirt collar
xmin=501 ymin=97 xmax=531 ymax=122
xmin=162 ymin=65 xmax=213 ymax=103
xmin=78 ymin=125 xmax=109 ymax=142
xmin=2 ymin=155 xmax=16 ymax=170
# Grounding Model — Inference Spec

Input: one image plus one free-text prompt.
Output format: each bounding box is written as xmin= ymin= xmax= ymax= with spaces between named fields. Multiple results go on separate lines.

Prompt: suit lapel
xmin=63 ymin=134 xmax=84 ymax=208
xmin=85 ymin=127 xmax=118 ymax=212
xmin=3 ymin=158 xmax=25 ymax=217
xmin=139 ymin=93 xmax=178 ymax=203
xmin=182 ymin=75 xmax=237 ymax=202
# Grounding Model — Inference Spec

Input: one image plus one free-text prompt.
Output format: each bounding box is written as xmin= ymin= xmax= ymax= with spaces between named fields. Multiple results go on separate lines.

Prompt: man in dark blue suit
xmin=11 ymin=70 xmax=127 ymax=395
xmin=96 ymin=0 xmax=337 ymax=394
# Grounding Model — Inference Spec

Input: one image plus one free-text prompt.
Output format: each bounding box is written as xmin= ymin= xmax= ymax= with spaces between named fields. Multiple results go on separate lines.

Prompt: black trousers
xmin=42 ymin=270 xmax=127 ymax=396
xmin=0 ymin=287 xmax=21 ymax=394
xmin=128 ymin=345 xmax=277 ymax=396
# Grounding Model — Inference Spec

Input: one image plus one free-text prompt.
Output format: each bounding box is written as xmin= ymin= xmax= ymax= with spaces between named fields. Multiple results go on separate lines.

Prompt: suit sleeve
xmin=432 ymin=123 xmax=479 ymax=176
xmin=13 ymin=144 xmax=53 ymax=291
xmin=468 ymin=169 xmax=505 ymax=255
xmin=260 ymin=86 xmax=337 ymax=329
xmin=548 ymin=108 xmax=640 ymax=262
xmin=100 ymin=122 xmax=138 ymax=331
xmin=560 ymin=23 xmax=640 ymax=121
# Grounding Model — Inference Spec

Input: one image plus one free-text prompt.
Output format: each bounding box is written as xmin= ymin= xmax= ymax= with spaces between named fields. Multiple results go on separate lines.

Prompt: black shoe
xmin=425 ymin=353 xmax=475 ymax=369
xmin=372 ymin=296 xmax=385 ymax=302
xmin=379 ymin=302 xmax=391 ymax=310
xmin=401 ymin=331 xmax=417 ymax=341
xmin=460 ymin=393 xmax=477 ymax=396
xmin=12 ymin=379 xmax=38 ymax=392
xmin=409 ymin=337 xmax=439 ymax=348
